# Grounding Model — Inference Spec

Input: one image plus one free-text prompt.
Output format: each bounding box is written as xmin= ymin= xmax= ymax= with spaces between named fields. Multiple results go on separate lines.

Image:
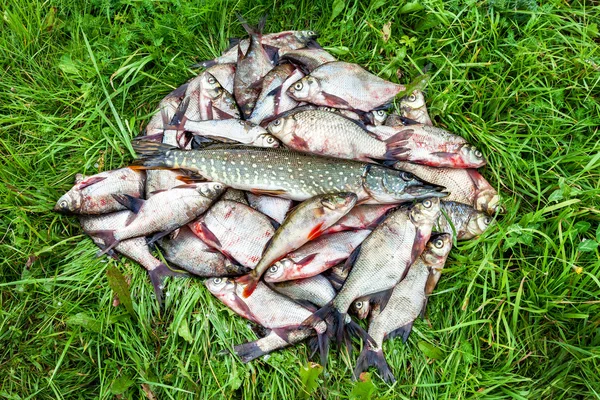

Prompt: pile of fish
xmin=55 ymin=17 xmax=501 ymax=383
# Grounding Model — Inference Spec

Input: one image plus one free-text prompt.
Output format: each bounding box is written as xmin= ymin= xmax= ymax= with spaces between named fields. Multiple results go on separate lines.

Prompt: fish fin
xmin=263 ymin=44 xmax=280 ymax=64
xmin=424 ymin=267 xmax=440 ymax=298
xmin=302 ymin=302 xmax=335 ymax=365
xmin=148 ymin=189 xmax=169 ymax=195
xmin=369 ymin=289 xmax=394 ymax=314
xmin=142 ymin=132 xmax=164 ymax=142
xmin=231 ymin=289 xmax=260 ymax=322
xmin=236 ymin=273 xmax=259 ymax=298
xmin=295 ymin=253 xmax=317 ymax=266
xmin=227 ymin=37 xmax=241 ymax=50
xmin=233 ymin=340 xmax=266 ymax=363
xmin=131 ymin=140 xmax=179 ymax=169
xmin=266 ymin=85 xmax=282 ymax=98
xmin=354 ymin=346 xmax=396 ymax=384
xmin=383 ymin=128 xmax=414 ymax=143
xmin=410 ymin=229 xmax=431 ymax=267
xmin=420 ymin=297 xmax=428 ymax=319
xmin=341 ymin=243 xmax=362 ymax=275
xmin=146 ymin=230 xmax=174 ymax=246
xmin=307 ymin=222 xmax=325 ymax=241
xmin=321 ymin=91 xmax=351 ymax=108
xmin=383 ymin=130 xmax=416 ymax=160
xmin=88 ymin=230 xmax=120 ymax=256
xmin=176 ymin=174 xmax=207 ymax=184
xmin=265 ymin=216 xmax=280 ymax=230
xmin=212 ymin=106 xmax=236 ymax=120
xmin=148 ymin=263 xmax=189 ymax=306
xmin=292 ymin=299 xmax=318 ymax=312
xmin=112 ymin=194 xmax=145 ymax=214
xmin=249 ymin=188 xmax=288 ymax=196
xmin=198 ymin=221 xmax=222 ymax=247
xmin=169 ymin=96 xmax=189 ymax=127
xmin=305 ymin=38 xmax=323 ymax=49
xmin=78 ymin=176 xmax=106 ymax=189
xmin=387 ymin=321 xmax=414 ymax=343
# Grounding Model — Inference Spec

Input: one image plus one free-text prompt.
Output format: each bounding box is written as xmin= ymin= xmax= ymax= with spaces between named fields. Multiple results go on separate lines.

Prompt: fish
xmin=188 ymin=199 xmax=275 ymax=269
xmin=205 ymin=277 xmax=328 ymax=362
xmin=234 ymin=329 xmax=313 ymax=363
xmin=437 ymin=201 xmax=494 ymax=240
xmin=131 ymin=141 xmax=447 ymax=204
xmin=206 ymin=63 xmax=236 ymax=94
xmin=371 ymin=109 xmax=388 ymax=126
xmin=54 ymin=168 xmax=145 ymax=215
xmin=321 ymin=204 xmax=397 ymax=235
xmin=394 ymin=162 xmax=501 ymax=215
xmin=264 ymin=230 xmax=371 ymax=283
xmin=221 ymin=188 xmax=249 ymax=205
xmin=157 ymin=225 xmax=249 ymax=276
xmin=237 ymin=193 xmax=358 ymax=297
xmin=145 ymin=83 xmax=188 ymax=137
xmin=80 ymin=211 xmax=185 ymax=304
xmin=279 ymin=48 xmax=336 ymax=72
xmin=145 ymin=128 xmax=187 ymax=198
xmin=400 ymin=90 xmax=432 ymax=126
xmin=180 ymin=118 xmax=280 ymax=147
xmin=179 ymin=70 xmax=239 ymax=123
xmin=246 ymin=193 xmax=293 ymax=224
xmin=248 ymin=64 xmax=303 ymax=125
xmin=287 ymin=61 xmax=405 ymax=112
xmin=266 ymin=108 xmax=416 ymax=162
xmin=234 ymin=17 xmax=275 ymax=119
xmin=366 ymin=124 xmax=487 ymax=169
xmin=325 ymin=263 xmax=349 ymax=291
xmin=270 ymin=274 xmax=337 ymax=307
xmin=303 ymin=198 xmax=441 ymax=349
xmin=88 ymin=182 xmax=225 ymax=255
xmin=353 ymin=233 xmax=453 ymax=383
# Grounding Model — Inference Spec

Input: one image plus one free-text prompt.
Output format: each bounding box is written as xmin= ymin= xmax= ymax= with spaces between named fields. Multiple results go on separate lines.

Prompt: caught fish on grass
xmin=400 ymin=90 xmax=432 ymax=126
xmin=437 ymin=201 xmax=494 ymax=240
xmin=180 ymin=70 xmax=239 ymax=122
xmin=270 ymin=274 xmax=337 ymax=308
xmin=178 ymin=118 xmax=280 ymax=147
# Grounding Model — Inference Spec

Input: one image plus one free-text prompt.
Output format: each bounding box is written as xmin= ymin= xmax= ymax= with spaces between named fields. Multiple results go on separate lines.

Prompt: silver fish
xmin=145 ymin=130 xmax=187 ymax=198
xmin=145 ymin=84 xmax=188 ymax=138
xmin=400 ymin=90 xmax=432 ymax=126
xmin=321 ymin=204 xmax=397 ymax=235
xmin=437 ymin=201 xmax=494 ymax=240
xmin=270 ymin=274 xmax=336 ymax=308
xmin=287 ymin=61 xmax=405 ymax=112
xmin=188 ymin=200 xmax=275 ymax=269
xmin=55 ymin=168 xmax=145 ymax=215
xmin=206 ymin=63 xmax=236 ymax=94
xmin=131 ymin=142 xmax=447 ymax=204
xmin=182 ymin=119 xmax=280 ymax=147
xmin=354 ymin=233 xmax=452 ymax=383
xmin=279 ymin=48 xmax=337 ymax=72
xmin=180 ymin=71 xmax=239 ymax=122
xmin=246 ymin=193 xmax=293 ymax=224
xmin=158 ymin=225 xmax=248 ymax=276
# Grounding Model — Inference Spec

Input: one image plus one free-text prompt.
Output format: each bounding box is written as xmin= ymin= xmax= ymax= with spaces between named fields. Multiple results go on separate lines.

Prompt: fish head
xmin=252 ymin=133 xmax=280 ymax=148
xmin=476 ymin=189 xmax=502 ymax=216
xmin=350 ymin=298 xmax=371 ymax=320
xmin=196 ymin=182 xmax=226 ymax=199
xmin=460 ymin=144 xmax=487 ymax=168
xmin=201 ymin=71 xmax=226 ymax=100
xmin=319 ymin=192 xmax=358 ymax=215
xmin=364 ymin=167 xmax=447 ymax=203
xmin=266 ymin=115 xmax=297 ymax=137
xmin=54 ymin=191 xmax=81 ymax=213
xmin=410 ymin=197 xmax=441 ymax=225
xmin=204 ymin=276 xmax=235 ymax=296
xmin=263 ymin=259 xmax=291 ymax=282
xmin=422 ymin=233 xmax=452 ymax=266
xmin=463 ymin=211 xmax=494 ymax=240
xmin=295 ymin=30 xmax=319 ymax=43
xmin=287 ymin=76 xmax=319 ymax=101
xmin=371 ymin=109 xmax=388 ymax=126
xmin=400 ymin=90 xmax=426 ymax=111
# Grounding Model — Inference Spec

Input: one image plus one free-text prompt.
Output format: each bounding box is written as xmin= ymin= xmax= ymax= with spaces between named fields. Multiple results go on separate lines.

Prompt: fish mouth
xmin=406 ymin=183 xmax=448 ymax=198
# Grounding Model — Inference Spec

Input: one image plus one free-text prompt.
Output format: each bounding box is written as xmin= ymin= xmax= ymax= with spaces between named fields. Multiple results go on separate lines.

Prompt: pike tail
xmin=89 ymin=230 xmax=120 ymax=256
xmin=130 ymin=140 xmax=179 ymax=170
xmin=148 ymin=263 xmax=188 ymax=306
xmin=354 ymin=345 xmax=396 ymax=384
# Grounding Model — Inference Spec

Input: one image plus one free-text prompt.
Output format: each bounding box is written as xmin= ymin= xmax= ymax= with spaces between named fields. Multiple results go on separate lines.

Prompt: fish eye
xmin=484 ymin=216 xmax=492 ymax=225
xmin=268 ymin=265 xmax=278 ymax=274
xmin=308 ymin=31 xmax=316 ymax=36
xmin=213 ymin=277 xmax=222 ymax=284
xmin=294 ymin=82 xmax=303 ymax=91
xmin=60 ymin=200 xmax=68 ymax=208
xmin=207 ymin=76 xmax=216 ymax=84
xmin=423 ymin=199 xmax=432 ymax=208
xmin=407 ymin=94 xmax=416 ymax=102
xmin=474 ymin=150 xmax=483 ymax=158
xmin=376 ymin=110 xmax=386 ymax=116
xmin=266 ymin=136 xmax=275 ymax=143
xmin=355 ymin=301 xmax=363 ymax=309
xmin=434 ymin=239 xmax=444 ymax=248
xmin=272 ymin=119 xmax=282 ymax=126
xmin=214 ymin=184 xmax=223 ymax=190
xmin=400 ymin=171 xmax=413 ymax=181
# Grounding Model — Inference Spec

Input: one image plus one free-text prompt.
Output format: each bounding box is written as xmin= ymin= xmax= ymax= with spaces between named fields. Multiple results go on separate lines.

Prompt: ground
xmin=1 ymin=0 xmax=599 ymax=399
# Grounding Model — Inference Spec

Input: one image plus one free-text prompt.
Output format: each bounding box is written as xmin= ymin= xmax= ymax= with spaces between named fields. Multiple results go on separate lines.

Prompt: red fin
xmin=322 ymin=91 xmax=351 ymax=108
xmin=307 ymin=222 xmax=325 ymax=241
xmin=176 ymin=175 xmax=206 ymax=184
xmin=249 ymin=188 xmax=287 ymax=196
xmin=78 ymin=176 xmax=106 ymax=189
xmin=296 ymin=253 xmax=317 ymax=266
xmin=199 ymin=221 xmax=222 ymax=247
xmin=236 ymin=273 xmax=259 ymax=298
xmin=213 ymin=106 xmax=236 ymax=120
xmin=383 ymin=128 xmax=414 ymax=143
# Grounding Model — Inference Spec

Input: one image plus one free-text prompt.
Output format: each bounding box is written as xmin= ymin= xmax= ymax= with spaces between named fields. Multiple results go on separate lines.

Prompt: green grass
xmin=1 ymin=0 xmax=599 ymax=398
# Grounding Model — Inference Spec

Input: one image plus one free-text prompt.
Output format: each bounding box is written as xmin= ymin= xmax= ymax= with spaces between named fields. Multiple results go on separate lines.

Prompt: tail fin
xmin=236 ymin=272 xmax=259 ymax=298
xmin=89 ymin=230 xmax=120 ymax=256
xmin=131 ymin=140 xmax=179 ymax=169
xmin=236 ymin=13 xmax=266 ymax=37
xmin=354 ymin=346 xmax=396 ymax=384
xmin=234 ymin=340 xmax=265 ymax=363
xmin=148 ymin=263 xmax=188 ymax=306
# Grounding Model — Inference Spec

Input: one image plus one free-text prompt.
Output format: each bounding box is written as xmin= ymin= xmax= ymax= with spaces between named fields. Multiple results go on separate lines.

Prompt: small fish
xmin=145 ymin=129 xmax=187 ymax=198
xmin=279 ymin=48 xmax=336 ymax=72
xmin=55 ymin=168 xmax=145 ymax=215
xmin=145 ymin=83 xmax=188 ymax=137
xmin=354 ymin=233 xmax=452 ymax=383
xmin=367 ymin=124 xmax=486 ymax=169
xmin=234 ymin=17 xmax=275 ymax=119
xmin=321 ymin=204 xmax=397 ymax=235
xmin=131 ymin=142 xmax=447 ymax=204
xmin=246 ymin=193 xmax=293 ymax=224
xmin=264 ymin=230 xmax=371 ymax=283
xmin=371 ymin=109 xmax=388 ymax=126
xmin=237 ymin=193 xmax=358 ymax=297
xmin=180 ymin=71 xmax=239 ymax=122
xmin=181 ymin=119 xmax=280 ymax=147
xmin=188 ymin=200 xmax=275 ymax=268
xmin=206 ymin=63 xmax=236 ymax=94
xmin=80 ymin=211 xmax=185 ymax=304
xmin=89 ymin=182 xmax=225 ymax=255
xmin=248 ymin=64 xmax=303 ymax=125
xmin=303 ymin=198 xmax=441 ymax=349
xmin=270 ymin=274 xmax=337 ymax=307
xmin=400 ymin=90 xmax=432 ymax=126
xmin=287 ymin=61 xmax=405 ymax=112
xmin=221 ymin=188 xmax=249 ymax=205
xmin=394 ymin=162 xmax=500 ymax=215
xmin=158 ymin=225 xmax=248 ymax=276
xmin=437 ymin=201 xmax=494 ymax=240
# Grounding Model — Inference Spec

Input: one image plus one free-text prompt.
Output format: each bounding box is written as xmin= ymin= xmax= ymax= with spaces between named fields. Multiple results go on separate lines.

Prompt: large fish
xmin=246 ymin=193 xmax=293 ymax=224
xmin=131 ymin=142 xmax=447 ymax=204
xmin=321 ymin=204 xmax=397 ymax=235
xmin=303 ymin=198 xmax=441 ymax=348
xmin=89 ymin=182 xmax=224 ymax=254
xmin=264 ymin=230 xmax=371 ymax=283
xmin=287 ymin=61 xmax=405 ymax=112
xmin=55 ymin=169 xmax=145 ymax=215
xmin=437 ymin=201 xmax=494 ymax=240
xmin=354 ymin=233 xmax=452 ymax=383
xmin=181 ymin=119 xmax=280 ymax=147
xmin=188 ymin=200 xmax=275 ymax=269
xmin=157 ymin=225 xmax=249 ymax=276
xmin=400 ymin=90 xmax=432 ymax=126
xmin=394 ymin=162 xmax=500 ymax=214
xmin=366 ymin=124 xmax=486 ymax=169
xmin=270 ymin=274 xmax=337 ymax=307
xmin=237 ymin=193 xmax=358 ymax=297
xmin=266 ymin=108 xmax=416 ymax=162
xmin=80 ymin=211 xmax=185 ymax=304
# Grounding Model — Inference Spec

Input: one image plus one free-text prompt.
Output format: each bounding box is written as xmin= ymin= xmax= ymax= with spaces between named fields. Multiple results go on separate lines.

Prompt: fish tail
xmin=131 ymin=140 xmax=179 ymax=170
xmin=236 ymin=13 xmax=266 ymax=37
xmin=236 ymin=272 xmax=259 ymax=298
xmin=383 ymin=128 xmax=414 ymax=160
xmin=233 ymin=340 xmax=266 ymax=363
xmin=354 ymin=345 xmax=396 ymax=384
xmin=89 ymin=230 xmax=120 ymax=256
xmin=147 ymin=263 xmax=188 ymax=306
